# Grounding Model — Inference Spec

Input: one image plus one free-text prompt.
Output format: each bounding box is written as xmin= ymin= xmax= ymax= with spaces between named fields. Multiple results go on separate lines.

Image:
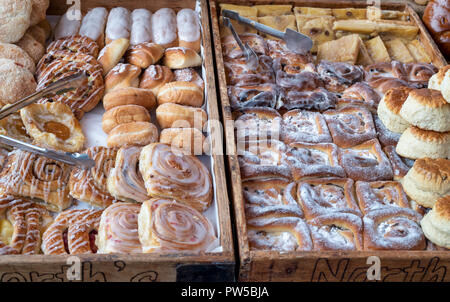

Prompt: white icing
xmin=177 ymin=9 xmax=200 ymax=43
xmin=152 ymin=8 xmax=177 ymax=46
xmin=130 ymin=9 xmax=152 ymax=45
xmin=54 ymin=11 xmax=81 ymax=40
xmin=79 ymin=7 xmax=108 ymax=41
xmin=105 ymin=7 xmax=131 ymax=41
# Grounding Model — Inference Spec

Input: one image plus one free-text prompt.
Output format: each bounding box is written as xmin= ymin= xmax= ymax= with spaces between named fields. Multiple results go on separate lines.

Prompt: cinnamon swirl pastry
xmin=221 ymin=34 xmax=268 ymax=59
xmin=107 ymin=146 xmax=148 ymax=204
xmin=36 ymin=50 xmax=100 ymax=78
xmin=0 ymin=196 xmax=52 ymax=255
xmin=317 ymin=61 xmax=364 ymax=92
xmin=139 ymin=143 xmax=213 ymax=212
xmin=267 ymin=39 xmax=314 ymax=74
xmin=138 ymin=198 xmax=217 ymax=253
xmin=405 ymin=63 xmax=437 ymax=86
xmin=281 ymin=110 xmax=332 ymax=144
xmin=0 ymin=150 xmax=72 ymax=212
xmin=383 ymin=145 xmax=414 ymax=181
xmin=224 ymin=55 xmax=275 ymax=86
xmin=96 ymin=202 xmax=142 ymax=254
xmin=365 ymin=61 xmax=408 ymax=81
xmin=363 ymin=207 xmax=426 ymax=250
xmin=228 ymin=84 xmax=277 ymax=110
xmin=69 ymin=147 xmax=118 ymax=208
xmin=275 ymin=68 xmax=323 ymax=92
xmin=308 ymin=213 xmax=363 ymax=251
xmin=234 ymin=107 xmax=282 ymax=143
xmin=323 ymin=106 xmax=377 ymax=148
xmin=42 ymin=209 xmax=102 ymax=255
xmin=297 ymin=178 xmax=361 ymax=220
xmin=276 ymin=88 xmax=337 ymax=112
xmin=46 ymin=35 xmax=99 ymax=57
xmin=368 ymin=77 xmax=413 ymax=95
xmin=340 ymin=82 xmax=381 ymax=113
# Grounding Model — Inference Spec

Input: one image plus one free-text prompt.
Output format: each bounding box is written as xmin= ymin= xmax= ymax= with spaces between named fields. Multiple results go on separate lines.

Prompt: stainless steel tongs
xmin=0 ymin=72 xmax=95 ymax=168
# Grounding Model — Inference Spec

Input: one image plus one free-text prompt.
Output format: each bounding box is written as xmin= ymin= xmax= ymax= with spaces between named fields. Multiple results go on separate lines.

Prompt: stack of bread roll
xmin=378 ymin=64 xmax=450 ymax=249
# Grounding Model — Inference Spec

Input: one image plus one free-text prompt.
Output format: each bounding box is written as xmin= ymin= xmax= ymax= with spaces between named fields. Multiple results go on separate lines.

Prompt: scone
xmin=396 ymin=126 xmax=450 ymax=159
xmin=0 ymin=0 xmax=32 ymax=43
xmin=421 ymin=196 xmax=450 ymax=249
xmin=0 ymin=42 xmax=35 ymax=73
xmin=428 ymin=65 xmax=450 ymax=103
xmin=402 ymin=158 xmax=450 ymax=208
xmin=377 ymin=86 xmax=412 ymax=133
xmin=0 ymin=58 xmax=36 ymax=105
xmin=399 ymin=89 xmax=450 ymax=132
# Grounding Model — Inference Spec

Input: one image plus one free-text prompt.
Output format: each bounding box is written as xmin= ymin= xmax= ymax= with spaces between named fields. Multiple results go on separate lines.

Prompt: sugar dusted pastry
xmin=15 ymin=33 xmax=45 ymax=63
xmin=102 ymin=104 xmax=151 ymax=134
xmin=373 ymin=115 xmax=401 ymax=147
xmin=277 ymin=88 xmax=337 ymax=112
xmin=266 ymin=39 xmax=314 ymax=74
xmin=340 ymin=82 xmax=381 ymax=113
xmin=0 ymin=58 xmax=36 ymax=106
xmin=54 ymin=10 xmax=81 ymax=40
xmin=396 ymin=126 xmax=450 ymax=159
xmin=156 ymin=103 xmax=207 ymax=130
xmin=105 ymin=7 xmax=131 ymax=45
xmin=428 ymin=65 xmax=450 ymax=103
xmin=0 ymin=0 xmax=32 ymax=43
xmin=138 ymin=198 xmax=217 ymax=253
xmin=79 ymin=7 xmax=108 ymax=49
xmin=228 ymin=84 xmax=277 ymax=110
xmin=139 ymin=65 xmax=174 ymax=95
xmin=174 ymin=68 xmax=204 ymax=89
xmin=106 ymin=121 xmax=159 ymax=148
xmin=383 ymin=145 xmax=414 ymax=181
xmin=130 ymin=9 xmax=152 ymax=46
xmin=152 ymin=8 xmax=177 ymax=48
xmin=221 ymin=34 xmax=268 ymax=59
xmin=0 ymin=42 xmax=35 ymax=73
xmin=224 ymin=55 xmax=275 ymax=86
xmin=316 ymin=61 xmax=364 ymax=93
xmin=126 ymin=42 xmax=164 ymax=69
xmin=234 ymin=107 xmax=282 ymax=143
xmin=104 ymin=63 xmax=141 ymax=94
xmin=177 ymin=9 xmax=201 ymax=53
xmin=421 ymin=196 xmax=450 ymax=249
xmin=98 ymin=38 xmax=130 ymax=75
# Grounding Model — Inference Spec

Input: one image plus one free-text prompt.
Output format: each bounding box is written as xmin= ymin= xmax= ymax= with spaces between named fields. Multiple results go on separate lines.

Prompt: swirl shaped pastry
xmin=139 ymin=143 xmax=213 ymax=212
xmin=96 ymin=202 xmax=142 ymax=254
xmin=365 ymin=61 xmax=408 ymax=81
xmin=276 ymin=87 xmax=337 ymax=112
xmin=228 ymin=84 xmax=278 ymax=110
xmin=340 ymin=82 xmax=381 ymax=113
xmin=405 ymin=63 xmax=437 ymax=86
xmin=0 ymin=196 xmax=52 ymax=255
xmin=281 ymin=110 xmax=332 ymax=144
xmin=363 ymin=207 xmax=426 ymax=250
xmin=36 ymin=50 xmax=100 ymax=79
xmin=41 ymin=209 xmax=102 ymax=255
xmin=234 ymin=107 xmax=282 ymax=143
xmin=107 ymin=146 xmax=148 ymax=203
xmin=368 ymin=77 xmax=413 ymax=95
xmin=0 ymin=150 xmax=72 ymax=212
xmin=138 ymin=198 xmax=217 ymax=253
xmin=267 ymin=40 xmax=314 ymax=74
xmin=275 ymin=68 xmax=323 ymax=92
xmin=222 ymin=34 xmax=268 ymax=59
xmin=317 ymin=61 xmax=364 ymax=92
xmin=224 ymin=55 xmax=275 ymax=86
xmin=69 ymin=147 xmax=118 ymax=208
xmin=46 ymin=35 xmax=99 ymax=57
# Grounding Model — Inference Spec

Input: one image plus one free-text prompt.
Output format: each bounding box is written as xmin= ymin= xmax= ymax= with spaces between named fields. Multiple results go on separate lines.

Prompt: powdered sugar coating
xmin=130 ymin=9 xmax=152 ymax=45
xmin=152 ymin=8 xmax=177 ymax=46
xmin=281 ymin=110 xmax=332 ymax=144
xmin=235 ymin=107 xmax=282 ymax=143
xmin=373 ymin=115 xmax=401 ymax=147
xmin=177 ymin=9 xmax=200 ymax=43
xmin=79 ymin=7 xmax=108 ymax=42
xmin=105 ymin=7 xmax=131 ymax=41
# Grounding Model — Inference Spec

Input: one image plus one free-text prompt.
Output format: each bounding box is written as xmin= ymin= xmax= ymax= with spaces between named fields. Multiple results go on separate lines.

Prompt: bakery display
xmin=421 ymin=195 xmax=450 ymax=249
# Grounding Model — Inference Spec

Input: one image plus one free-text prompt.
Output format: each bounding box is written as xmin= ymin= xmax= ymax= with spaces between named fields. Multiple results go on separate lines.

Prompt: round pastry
xmin=155 ymin=103 xmax=207 ymax=130
xmin=176 ymin=9 xmax=201 ymax=53
xmin=396 ymin=126 xmax=450 ymax=159
xmin=157 ymin=81 xmax=204 ymax=107
xmin=139 ymin=64 xmax=174 ymax=95
xmin=96 ymin=202 xmax=142 ymax=254
xmin=36 ymin=50 xmax=100 ymax=79
xmin=428 ymin=65 xmax=450 ymax=103
xmin=0 ymin=42 xmax=35 ymax=73
xmin=377 ymin=86 xmax=413 ymax=133
xmin=47 ymin=35 xmax=99 ymax=57
xmin=0 ymin=58 xmax=36 ymax=105
xmin=151 ymin=8 xmax=178 ymax=48
xmin=162 ymin=47 xmax=202 ymax=69
xmin=20 ymin=102 xmax=85 ymax=152
xmin=126 ymin=42 xmax=165 ymax=68
xmin=29 ymin=0 xmax=49 ymax=26
xmin=421 ymin=195 xmax=450 ymax=249
xmin=97 ymin=38 xmax=130 ymax=75
xmin=402 ymin=158 xmax=450 ymax=208
xmin=107 ymin=146 xmax=148 ymax=203
xmin=104 ymin=63 xmax=141 ymax=94
xmin=26 ymin=24 xmax=46 ymax=46
xmin=14 ymin=33 xmax=45 ymax=63
xmin=139 ymin=143 xmax=213 ymax=212
xmin=399 ymin=89 xmax=450 ymax=132
xmin=138 ymin=198 xmax=217 ymax=253
xmin=174 ymin=68 xmax=204 ymax=89
xmin=106 ymin=121 xmax=159 ymax=148
xmin=316 ymin=61 xmax=364 ymax=92
xmin=41 ymin=209 xmax=102 ymax=255
xmin=0 ymin=0 xmax=32 ymax=43
xmin=102 ymin=104 xmax=151 ymax=134
xmin=0 ymin=110 xmax=32 ymax=143
xmin=159 ymin=128 xmax=208 ymax=155
xmin=102 ymin=87 xmax=156 ymax=111
xmin=405 ymin=63 xmax=437 ymax=86
xmin=423 ymin=0 xmax=450 ymax=57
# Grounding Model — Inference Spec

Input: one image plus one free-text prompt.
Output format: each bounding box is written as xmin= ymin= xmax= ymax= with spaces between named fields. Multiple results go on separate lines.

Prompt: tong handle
xmin=222 ymin=16 xmax=247 ymax=52
xmin=222 ymin=9 xmax=284 ymax=39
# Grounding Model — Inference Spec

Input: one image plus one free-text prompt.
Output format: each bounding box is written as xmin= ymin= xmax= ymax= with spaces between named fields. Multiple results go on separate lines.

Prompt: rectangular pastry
xmin=365 ymin=36 xmax=391 ymax=63
xmin=384 ymin=38 xmax=415 ymax=63
xmin=254 ymin=5 xmax=293 ymax=17
xmin=224 ymin=56 xmax=275 ymax=86
xmin=294 ymin=7 xmax=332 ymax=16
xmin=333 ymin=20 xmax=419 ymax=38
xmin=219 ymin=4 xmax=258 ymax=36
xmin=317 ymin=34 xmax=361 ymax=64
xmin=295 ymin=15 xmax=335 ymax=53
xmin=332 ymin=8 xmax=367 ymax=20
xmin=406 ymin=39 xmax=432 ymax=63
xmin=234 ymin=107 xmax=282 ymax=143
xmin=227 ymin=84 xmax=278 ymax=110
xmin=357 ymin=37 xmax=374 ymax=66
xmin=280 ymin=110 xmax=332 ymax=145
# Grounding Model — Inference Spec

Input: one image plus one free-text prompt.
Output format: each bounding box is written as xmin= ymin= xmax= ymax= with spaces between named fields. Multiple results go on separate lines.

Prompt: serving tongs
xmin=0 ymin=72 xmax=95 ymax=168
xmin=222 ymin=9 xmax=313 ymax=54
xmin=222 ymin=16 xmax=259 ymax=70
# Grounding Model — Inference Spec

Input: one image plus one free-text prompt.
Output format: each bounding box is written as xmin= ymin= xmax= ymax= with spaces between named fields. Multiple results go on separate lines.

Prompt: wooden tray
xmin=209 ymin=0 xmax=449 ymax=282
xmin=0 ymin=0 xmax=235 ymax=282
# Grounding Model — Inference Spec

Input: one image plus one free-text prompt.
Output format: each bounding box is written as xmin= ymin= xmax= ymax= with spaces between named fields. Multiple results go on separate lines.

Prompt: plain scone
xmin=428 ymin=65 xmax=450 ymax=103
xmin=377 ymin=86 xmax=412 ymax=133
xmin=0 ymin=0 xmax=32 ymax=43
xmin=396 ymin=126 xmax=450 ymax=159
xmin=0 ymin=58 xmax=36 ymax=105
xmin=421 ymin=196 xmax=450 ymax=249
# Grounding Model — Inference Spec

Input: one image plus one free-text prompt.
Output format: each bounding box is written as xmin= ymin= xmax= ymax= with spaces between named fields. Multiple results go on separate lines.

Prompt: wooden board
xmin=209 ymin=0 xmax=449 ymax=282
xmin=0 ymin=0 xmax=235 ymax=282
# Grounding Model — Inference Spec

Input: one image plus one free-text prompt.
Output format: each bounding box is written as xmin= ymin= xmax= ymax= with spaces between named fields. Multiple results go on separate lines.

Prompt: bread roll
xmin=79 ymin=7 xmax=108 ymax=49
xmin=26 ymin=25 xmax=46 ymax=46
xmin=102 ymin=104 xmax=151 ymax=134
xmin=156 ymin=103 xmax=207 ymax=130
xmin=160 ymin=128 xmax=207 ymax=155
xmin=105 ymin=63 xmax=141 ymax=94
xmin=54 ymin=10 xmax=81 ymax=40
xmin=0 ymin=58 xmax=36 ymax=105
xmin=130 ymin=9 xmax=152 ymax=45
xmin=157 ymin=81 xmax=204 ymax=107
xmin=30 ymin=0 xmax=49 ymax=26
xmin=36 ymin=19 xmax=52 ymax=40
xmin=163 ymin=47 xmax=202 ymax=69
xmin=0 ymin=0 xmax=32 ymax=43
xmin=15 ymin=33 xmax=44 ymax=63
xmin=152 ymin=8 xmax=177 ymax=48
xmin=98 ymin=38 xmax=130 ymax=75
xmin=174 ymin=68 xmax=204 ymax=89
xmin=139 ymin=64 xmax=174 ymax=95
xmin=176 ymin=9 xmax=201 ymax=53
xmin=107 ymin=121 xmax=159 ymax=147
xmin=0 ymin=42 xmax=35 ymax=73
xmin=103 ymin=87 xmax=156 ymax=111
xmin=105 ymin=7 xmax=131 ymax=45
xmin=126 ymin=42 xmax=164 ymax=68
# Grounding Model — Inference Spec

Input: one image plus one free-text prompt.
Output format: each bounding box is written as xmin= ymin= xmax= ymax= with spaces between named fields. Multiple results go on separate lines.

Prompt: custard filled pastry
xmin=42 ymin=209 xmax=102 ymax=255
xmin=96 ymin=202 xmax=142 ymax=254
xmin=174 ymin=68 xmax=204 ymax=89
xmin=69 ymin=147 xmax=118 ymax=208
xmin=138 ymin=198 xmax=217 ymax=253
xmin=0 ymin=150 xmax=73 ymax=212
xmin=107 ymin=146 xmax=148 ymax=203
xmin=139 ymin=65 xmax=174 ymax=96
xmin=0 ymin=196 xmax=52 ymax=255
xmin=139 ymin=143 xmax=213 ymax=212
xmin=104 ymin=63 xmax=141 ymax=94
xmin=20 ymin=102 xmax=85 ymax=152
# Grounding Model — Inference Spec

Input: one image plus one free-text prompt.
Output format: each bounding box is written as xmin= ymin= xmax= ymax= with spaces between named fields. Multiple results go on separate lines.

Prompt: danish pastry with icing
xmin=47 ymin=35 xmax=99 ymax=57
xmin=221 ymin=34 xmax=268 ymax=59
xmin=0 ymin=110 xmax=32 ymax=143
xmin=396 ymin=126 xmax=450 ymax=159
xmin=421 ymin=196 xmax=450 ymax=249
xmin=276 ymin=88 xmax=337 ymax=112
xmin=224 ymin=55 xmax=275 ymax=86
xmin=316 ymin=61 xmax=364 ymax=92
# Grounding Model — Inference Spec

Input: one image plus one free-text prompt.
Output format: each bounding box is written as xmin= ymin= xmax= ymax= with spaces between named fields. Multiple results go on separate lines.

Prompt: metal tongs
xmin=222 ymin=9 xmax=313 ymax=54
xmin=0 ymin=72 xmax=95 ymax=169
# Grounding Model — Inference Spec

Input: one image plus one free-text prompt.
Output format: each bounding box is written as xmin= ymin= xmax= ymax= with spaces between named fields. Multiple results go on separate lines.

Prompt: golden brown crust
xmin=102 ymin=87 xmax=156 ymax=111
xmin=107 ymin=121 xmax=159 ymax=148
xmin=104 ymin=63 xmax=141 ymax=94
xmin=434 ymin=195 xmax=450 ymax=220
xmin=157 ymin=81 xmax=204 ymax=107
xmin=139 ymin=65 xmax=174 ymax=95
xmin=126 ymin=42 xmax=164 ymax=68
xmin=383 ymin=86 xmax=412 ymax=114
xmin=409 ymin=88 xmax=447 ymax=108
xmin=435 ymin=65 xmax=450 ymax=83
xmin=409 ymin=126 xmax=450 ymax=143
xmin=413 ymin=158 xmax=450 ymax=186
xmin=102 ymin=105 xmax=151 ymax=134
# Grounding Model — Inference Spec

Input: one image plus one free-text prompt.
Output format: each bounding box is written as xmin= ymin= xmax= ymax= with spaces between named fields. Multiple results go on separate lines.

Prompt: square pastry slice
xmin=254 ymin=5 xmax=293 ymax=17
xmin=355 ymin=180 xmax=410 ymax=215
xmin=280 ymin=110 xmax=332 ymax=144
xmin=238 ymin=139 xmax=292 ymax=181
xmin=285 ymin=142 xmax=346 ymax=181
xmin=228 ymin=84 xmax=277 ymax=110
xmin=242 ymin=179 xmax=303 ymax=219
xmin=338 ymin=138 xmax=394 ymax=181
xmin=297 ymin=178 xmax=361 ymax=220
xmin=266 ymin=39 xmax=314 ymax=74
xmin=317 ymin=34 xmax=361 ymax=65
xmin=295 ymin=15 xmax=335 ymax=53
xmin=234 ymin=107 xmax=282 ymax=143
xmin=323 ymin=106 xmax=377 ymax=148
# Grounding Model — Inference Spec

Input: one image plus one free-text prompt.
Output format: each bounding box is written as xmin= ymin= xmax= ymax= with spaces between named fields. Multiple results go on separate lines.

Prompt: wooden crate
xmin=209 ymin=0 xmax=449 ymax=282
xmin=0 ymin=0 xmax=235 ymax=282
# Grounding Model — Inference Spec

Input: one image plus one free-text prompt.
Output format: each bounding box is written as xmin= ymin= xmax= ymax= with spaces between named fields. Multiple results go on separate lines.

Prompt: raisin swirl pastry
xmin=0 ymin=150 xmax=73 ymax=212
xmin=46 ymin=35 xmax=100 ymax=57
xmin=221 ymin=33 xmax=268 ymax=59
xmin=138 ymin=198 xmax=217 ymax=253
xmin=280 ymin=110 xmax=332 ymax=144
xmin=339 ymin=82 xmax=381 ymax=113
xmin=42 ymin=209 xmax=102 ymax=255
xmin=224 ymin=55 xmax=275 ymax=86
xmin=405 ymin=63 xmax=437 ymax=86
xmin=69 ymin=147 xmax=118 ymax=208
xmin=139 ymin=143 xmax=213 ymax=212
xmin=267 ymin=40 xmax=314 ymax=74
xmin=107 ymin=146 xmax=148 ymax=203
xmin=233 ymin=107 xmax=282 ymax=143
xmin=228 ymin=84 xmax=278 ymax=110
xmin=276 ymin=87 xmax=337 ymax=112
xmin=316 ymin=61 xmax=364 ymax=92
xmin=275 ymin=68 xmax=323 ymax=92
xmin=0 ymin=196 xmax=52 ymax=255
xmin=36 ymin=50 xmax=101 ymax=78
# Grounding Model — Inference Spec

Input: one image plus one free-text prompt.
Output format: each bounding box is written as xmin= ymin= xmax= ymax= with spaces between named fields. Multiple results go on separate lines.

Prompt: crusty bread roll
xmin=130 ymin=8 xmax=152 ymax=45
xmin=98 ymin=38 xmax=130 ymax=75
xmin=139 ymin=64 xmax=174 ymax=95
xmin=396 ymin=126 xmax=450 ymax=159
xmin=105 ymin=7 xmax=131 ymax=45
xmin=102 ymin=104 xmax=151 ymax=134
xmin=105 ymin=63 xmax=141 ymax=94
xmin=126 ymin=42 xmax=164 ymax=69
xmin=0 ymin=42 xmax=35 ymax=73
xmin=163 ymin=47 xmax=202 ymax=69
xmin=421 ymin=196 xmax=450 ymax=249
xmin=174 ymin=68 xmax=204 ymax=89
xmin=402 ymin=158 xmax=450 ymax=208
xmin=176 ymin=9 xmax=201 ymax=53
xmin=377 ymin=86 xmax=412 ymax=133
xmin=54 ymin=10 xmax=81 ymax=40
xmin=428 ymin=65 xmax=450 ymax=103
xmin=157 ymin=81 xmax=204 ymax=107
xmin=0 ymin=58 xmax=36 ymax=105
xmin=107 ymin=121 xmax=159 ymax=148
xmin=152 ymin=8 xmax=177 ymax=48
xmin=399 ymin=88 xmax=450 ymax=132
xmin=103 ymin=87 xmax=156 ymax=111
xmin=156 ymin=103 xmax=207 ymax=130
xmin=0 ymin=0 xmax=32 ymax=43
xmin=15 ymin=33 xmax=45 ymax=63
xmin=79 ymin=7 xmax=109 ymax=49
xmin=160 ymin=128 xmax=207 ymax=155
xmin=26 ymin=24 xmax=46 ymax=46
